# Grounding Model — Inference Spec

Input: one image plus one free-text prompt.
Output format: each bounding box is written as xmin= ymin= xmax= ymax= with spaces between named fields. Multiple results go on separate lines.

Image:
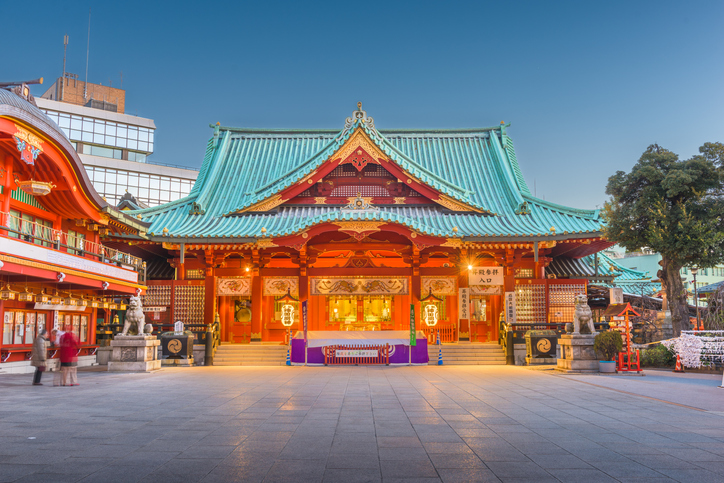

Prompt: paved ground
xmin=1 ymin=365 xmax=724 ymax=482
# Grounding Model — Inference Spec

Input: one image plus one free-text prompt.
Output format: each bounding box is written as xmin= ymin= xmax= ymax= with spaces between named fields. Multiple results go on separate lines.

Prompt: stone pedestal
xmin=108 ymin=335 xmax=161 ymax=372
xmin=557 ymin=334 xmax=598 ymax=373
xmin=96 ymin=346 xmax=113 ymax=365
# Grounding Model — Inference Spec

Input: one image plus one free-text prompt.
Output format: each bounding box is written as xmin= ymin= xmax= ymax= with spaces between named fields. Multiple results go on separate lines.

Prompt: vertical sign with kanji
xmin=505 ymin=292 xmax=516 ymax=324
xmin=302 ymin=300 xmax=308 ymax=365
xmin=458 ymin=288 xmax=470 ymax=320
xmin=302 ymin=300 xmax=308 ymax=345
xmin=409 ymin=304 xmax=416 ymax=346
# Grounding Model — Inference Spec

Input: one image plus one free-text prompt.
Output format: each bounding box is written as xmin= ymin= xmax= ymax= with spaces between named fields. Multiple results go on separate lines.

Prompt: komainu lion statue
xmin=573 ymin=293 xmax=596 ymax=335
xmin=121 ymin=295 xmax=146 ymax=336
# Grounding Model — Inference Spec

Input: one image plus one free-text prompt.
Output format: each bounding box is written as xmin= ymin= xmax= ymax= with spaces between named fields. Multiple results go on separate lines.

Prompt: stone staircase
xmin=427 ymin=342 xmax=506 ymax=365
xmin=214 ymin=343 xmax=288 ymax=366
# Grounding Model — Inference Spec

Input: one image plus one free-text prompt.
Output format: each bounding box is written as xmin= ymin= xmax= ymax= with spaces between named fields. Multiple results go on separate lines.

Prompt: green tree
xmin=603 ymin=143 xmax=724 ymax=336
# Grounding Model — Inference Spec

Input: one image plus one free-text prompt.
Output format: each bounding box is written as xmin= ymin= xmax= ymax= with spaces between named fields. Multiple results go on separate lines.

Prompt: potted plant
xmin=594 ymin=330 xmax=622 ymax=373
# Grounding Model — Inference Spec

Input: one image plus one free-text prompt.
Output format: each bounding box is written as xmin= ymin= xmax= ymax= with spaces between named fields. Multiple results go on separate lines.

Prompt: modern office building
xmin=36 ymin=77 xmax=197 ymax=207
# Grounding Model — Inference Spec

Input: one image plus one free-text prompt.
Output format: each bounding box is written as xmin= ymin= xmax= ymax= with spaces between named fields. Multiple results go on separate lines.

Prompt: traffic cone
xmin=673 ymin=354 xmax=685 ymax=373
xmin=437 ymin=329 xmax=443 ymax=366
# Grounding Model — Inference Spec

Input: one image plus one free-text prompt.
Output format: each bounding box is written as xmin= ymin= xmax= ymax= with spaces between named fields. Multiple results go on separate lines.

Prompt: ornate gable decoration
xmin=335 ymin=128 xmax=389 ymax=170
xmin=341 ymin=193 xmax=379 ymax=213
xmin=339 ymin=102 xmax=376 ymax=138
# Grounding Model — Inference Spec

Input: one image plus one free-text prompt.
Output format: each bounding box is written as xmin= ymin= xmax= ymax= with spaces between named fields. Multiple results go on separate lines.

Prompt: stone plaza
xmin=1 ymin=366 xmax=724 ymax=482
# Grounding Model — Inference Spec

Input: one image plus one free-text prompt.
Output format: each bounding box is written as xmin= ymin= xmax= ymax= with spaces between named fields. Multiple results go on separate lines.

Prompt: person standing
xmin=59 ymin=327 xmax=79 ymax=386
xmin=50 ymin=329 xmax=62 ymax=386
xmin=31 ymin=329 xmax=48 ymax=385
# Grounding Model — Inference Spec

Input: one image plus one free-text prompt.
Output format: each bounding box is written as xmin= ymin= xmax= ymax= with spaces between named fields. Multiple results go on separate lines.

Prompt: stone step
xmin=214 ymin=344 xmax=288 ymax=366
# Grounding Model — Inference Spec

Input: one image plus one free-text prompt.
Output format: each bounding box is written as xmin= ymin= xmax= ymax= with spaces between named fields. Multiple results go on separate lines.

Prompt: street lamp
xmin=691 ymin=267 xmax=700 ymax=330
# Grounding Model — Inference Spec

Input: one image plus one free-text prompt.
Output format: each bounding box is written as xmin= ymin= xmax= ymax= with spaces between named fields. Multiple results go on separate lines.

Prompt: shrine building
xmin=0 ymin=82 xmax=147 ymax=371
xmin=120 ymin=104 xmax=610 ymax=347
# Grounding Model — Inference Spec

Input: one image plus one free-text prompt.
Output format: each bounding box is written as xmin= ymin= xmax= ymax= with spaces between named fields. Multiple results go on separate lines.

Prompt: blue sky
xmin=5 ymin=0 xmax=723 ymax=209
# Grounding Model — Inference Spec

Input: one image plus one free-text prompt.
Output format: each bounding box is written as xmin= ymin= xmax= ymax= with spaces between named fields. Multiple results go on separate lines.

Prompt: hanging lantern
xmin=16 ymin=180 xmax=56 ymax=197
xmin=64 ymin=294 xmax=78 ymax=306
xmin=0 ymin=284 xmax=17 ymax=301
xmin=109 ymin=302 xmax=118 ymax=310
xmin=50 ymin=291 xmax=63 ymax=305
xmin=118 ymin=303 xmax=127 ymax=310
xmin=18 ymin=287 xmax=35 ymax=302
xmin=89 ymin=298 xmax=99 ymax=308
xmin=276 ymin=289 xmax=298 ymax=327
xmin=100 ymin=301 xmax=110 ymax=309
xmin=77 ymin=296 xmax=89 ymax=308
xmin=421 ymin=288 xmax=443 ymax=327
xmin=37 ymin=290 xmax=50 ymax=304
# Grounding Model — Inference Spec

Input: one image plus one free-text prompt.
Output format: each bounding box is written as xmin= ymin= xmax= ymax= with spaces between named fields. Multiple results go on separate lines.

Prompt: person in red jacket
xmin=59 ymin=327 xmax=79 ymax=386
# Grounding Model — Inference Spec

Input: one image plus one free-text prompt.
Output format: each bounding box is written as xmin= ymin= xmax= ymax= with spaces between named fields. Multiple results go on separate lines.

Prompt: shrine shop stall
xmin=0 ymin=82 xmax=147 ymax=372
xmin=111 ymin=104 xmax=610 ymax=356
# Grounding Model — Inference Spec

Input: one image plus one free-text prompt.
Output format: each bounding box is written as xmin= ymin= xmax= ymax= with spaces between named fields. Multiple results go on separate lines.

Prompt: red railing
xmin=0 ymin=211 xmax=143 ymax=272
xmin=324 ymin=344 xmax=390 ymax=365
xmin=617 ymin=349 xmax=641 ymax=372
xmin=422 ymin=324 xmax=456 ymax=343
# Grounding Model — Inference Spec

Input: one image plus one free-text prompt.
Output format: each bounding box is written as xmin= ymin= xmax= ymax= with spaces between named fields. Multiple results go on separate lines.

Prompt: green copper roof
xmin=131 ymin=109 xmax=604 ymax=240
xmin=588 ymin=253 xmax=652 ymax=282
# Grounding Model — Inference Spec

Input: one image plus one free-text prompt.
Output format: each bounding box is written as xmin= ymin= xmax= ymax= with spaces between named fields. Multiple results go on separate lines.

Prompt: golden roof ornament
xmin=340 ymin=101 xmax=376 ymax=139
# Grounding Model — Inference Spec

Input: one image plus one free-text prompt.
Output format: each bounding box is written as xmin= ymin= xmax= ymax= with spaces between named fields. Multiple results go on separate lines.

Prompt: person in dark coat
xmin=31 ymin=329 xmax=48 ymax=385
xmin=59 ymin=329 xmax=79 ymax=386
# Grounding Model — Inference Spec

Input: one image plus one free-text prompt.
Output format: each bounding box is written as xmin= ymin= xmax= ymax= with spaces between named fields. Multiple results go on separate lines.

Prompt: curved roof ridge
xmin=522 ymin=193 xmax=600 ymax=219
xmin=129 ymin=192 xmax=197 ymax=216
xmin=595 ymin=252 xmax=652 ymax=280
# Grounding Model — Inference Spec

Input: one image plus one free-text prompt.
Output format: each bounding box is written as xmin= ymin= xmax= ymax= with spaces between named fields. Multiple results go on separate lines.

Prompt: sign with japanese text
xmin=469 ymin=266 xmax=504 ymax=286
xmin=458 ymin=288 xmax=470 ymax=320
xmin=142 ymin=306 xmax=167 ymax=312
xmin=409 ymin=304 xmax=416 ymax=346
xmin=174 ymin=321 xmax=184 ymax=335
xmin=302 ymin=300 xmax=308 ymax=346
xmin=505 ymin=292 xmax=516 ymax=324
xmin=336 ymin=350 xmax=379 ymax=358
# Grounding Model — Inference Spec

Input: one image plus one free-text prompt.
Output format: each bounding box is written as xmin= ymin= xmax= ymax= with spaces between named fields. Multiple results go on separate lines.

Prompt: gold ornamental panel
xmin=333 ymin=221 xmax=385 ymax=234
xmin=471 ymin=285 xmax=501 ymax=295
xmin=311 ymin=277 xmax=408 ymax=296
xmin=263 ymin=277 xmax=299 ymax=296
xmin=217 ymin=277 xmax=252 ymax=296
xmin=421 ymin=276 xmax=457 ymax=297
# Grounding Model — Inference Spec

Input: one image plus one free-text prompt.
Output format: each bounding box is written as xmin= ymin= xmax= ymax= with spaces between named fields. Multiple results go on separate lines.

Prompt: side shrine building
xmin=119 ymin=104 xmax=611 ymax=347
xmin=0 ymin=84 xmax=147 ymax=370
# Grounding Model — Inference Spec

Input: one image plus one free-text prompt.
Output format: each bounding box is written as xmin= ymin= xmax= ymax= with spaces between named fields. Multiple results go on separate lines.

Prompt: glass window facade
xmin=85 ymin=166 xmax=194 ymax=207
xmin=87 ymin=144 xmax=123 ymax=160
xmin=42 ymin=109 xmax=155 ymax=154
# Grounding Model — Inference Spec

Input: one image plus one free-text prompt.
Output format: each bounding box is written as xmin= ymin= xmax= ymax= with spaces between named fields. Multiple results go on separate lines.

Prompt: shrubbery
xmin=594 ymin=330 xmax=623 ymax=361
xmin=640 ymin=344 xmax=676 ymax=367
